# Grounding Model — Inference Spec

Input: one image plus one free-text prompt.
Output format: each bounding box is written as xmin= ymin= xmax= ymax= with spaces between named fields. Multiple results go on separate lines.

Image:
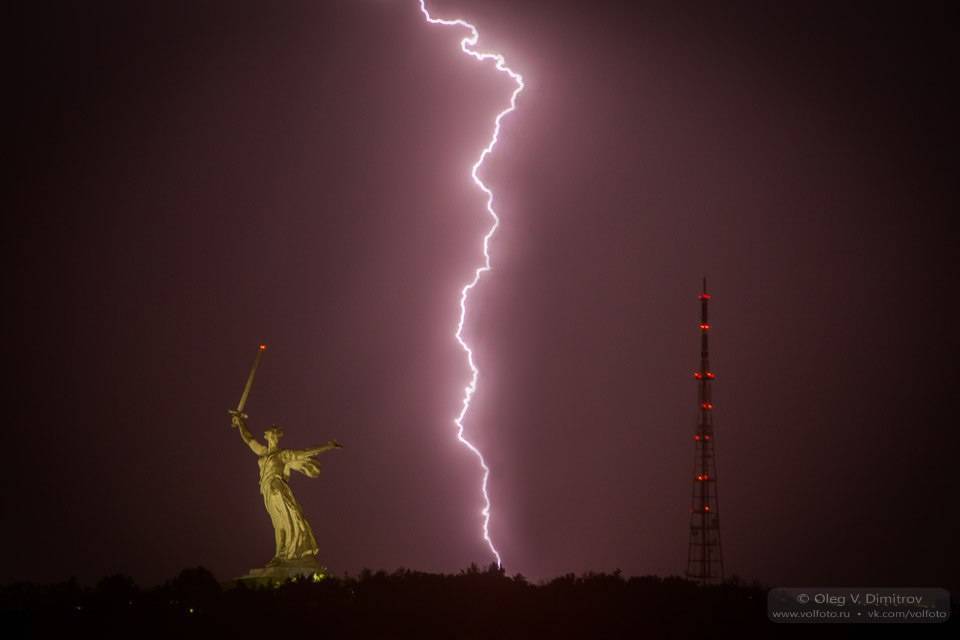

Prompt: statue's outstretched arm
xmin=231 ymin=414 xmax=267 ymax=456
xmin=301 ymin=439 xmax=343 ymax=457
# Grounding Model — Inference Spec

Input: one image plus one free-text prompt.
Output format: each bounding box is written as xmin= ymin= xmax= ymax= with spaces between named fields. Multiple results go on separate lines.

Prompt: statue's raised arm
xmin=231 ymin=413 xmax=268 ymax=456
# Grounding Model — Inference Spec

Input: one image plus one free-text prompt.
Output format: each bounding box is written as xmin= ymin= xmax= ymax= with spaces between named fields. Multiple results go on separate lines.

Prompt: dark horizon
xmin=8 ymin=0 xmax=957 ymax=590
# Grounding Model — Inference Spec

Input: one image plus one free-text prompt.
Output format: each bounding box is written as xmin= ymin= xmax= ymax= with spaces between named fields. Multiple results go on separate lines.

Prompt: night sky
xmin=8 ymin=0 xmax=957 ymax=589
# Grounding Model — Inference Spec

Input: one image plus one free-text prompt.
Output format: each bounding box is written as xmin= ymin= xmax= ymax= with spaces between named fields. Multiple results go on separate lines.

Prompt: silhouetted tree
xmin=166 ymin=566 xmax=221 ymax=609
xmin=93 ymin=573 xmax=139 ymax=608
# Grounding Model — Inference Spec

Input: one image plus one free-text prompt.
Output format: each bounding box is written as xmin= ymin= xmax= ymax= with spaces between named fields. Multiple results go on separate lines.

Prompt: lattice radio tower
xmin=686 ymin=277 xmax=725 ymax=583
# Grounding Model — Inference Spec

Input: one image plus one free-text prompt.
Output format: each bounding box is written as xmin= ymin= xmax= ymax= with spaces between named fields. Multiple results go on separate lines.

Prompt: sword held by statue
xmin=229 ymin=343 xmax=267 ymax=427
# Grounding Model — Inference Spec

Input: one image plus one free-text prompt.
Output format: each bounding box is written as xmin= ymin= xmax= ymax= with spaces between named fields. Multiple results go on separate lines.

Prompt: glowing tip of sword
xmin=259 ymin=344 xmax=267 ymax=350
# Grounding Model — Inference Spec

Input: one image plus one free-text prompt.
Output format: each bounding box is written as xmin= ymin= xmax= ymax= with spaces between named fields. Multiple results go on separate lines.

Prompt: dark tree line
xmin=1 ymin=565 xmax=943 ymax=637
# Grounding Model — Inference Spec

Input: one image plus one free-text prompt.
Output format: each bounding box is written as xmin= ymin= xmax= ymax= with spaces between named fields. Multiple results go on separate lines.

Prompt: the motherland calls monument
xmin=229 ymin=344 xmax=343 ymax=583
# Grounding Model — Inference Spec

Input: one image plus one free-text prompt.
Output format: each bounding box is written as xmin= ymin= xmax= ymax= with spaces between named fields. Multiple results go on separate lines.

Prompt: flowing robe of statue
xmin=259 ymin=448 xmax=321 ymax=562
xmin=232 ymin=415 xmax=341 ymax=565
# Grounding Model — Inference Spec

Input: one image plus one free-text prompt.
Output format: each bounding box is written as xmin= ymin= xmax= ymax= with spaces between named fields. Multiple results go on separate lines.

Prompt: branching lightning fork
xmin=417 ymin=0 xmax=524 ymax=568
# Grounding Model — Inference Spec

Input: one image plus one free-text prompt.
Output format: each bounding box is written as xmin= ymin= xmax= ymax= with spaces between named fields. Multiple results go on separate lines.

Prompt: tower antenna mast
xmin=686 ymin=278 xmax=725 ymax=584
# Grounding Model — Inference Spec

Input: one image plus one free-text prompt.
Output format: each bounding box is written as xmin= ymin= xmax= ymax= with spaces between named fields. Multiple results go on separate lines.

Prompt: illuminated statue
xmin=231 ymin=413 xmax=342 ymax=567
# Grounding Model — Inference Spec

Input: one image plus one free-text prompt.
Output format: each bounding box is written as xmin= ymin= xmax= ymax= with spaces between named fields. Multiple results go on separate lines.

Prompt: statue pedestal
xmin=235 ymin=558 xmax=327 ymax=587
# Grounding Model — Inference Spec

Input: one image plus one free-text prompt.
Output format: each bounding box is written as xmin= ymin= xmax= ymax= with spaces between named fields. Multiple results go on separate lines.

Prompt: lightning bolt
xmin=417 ymin=0 xmax=524 ymax=568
